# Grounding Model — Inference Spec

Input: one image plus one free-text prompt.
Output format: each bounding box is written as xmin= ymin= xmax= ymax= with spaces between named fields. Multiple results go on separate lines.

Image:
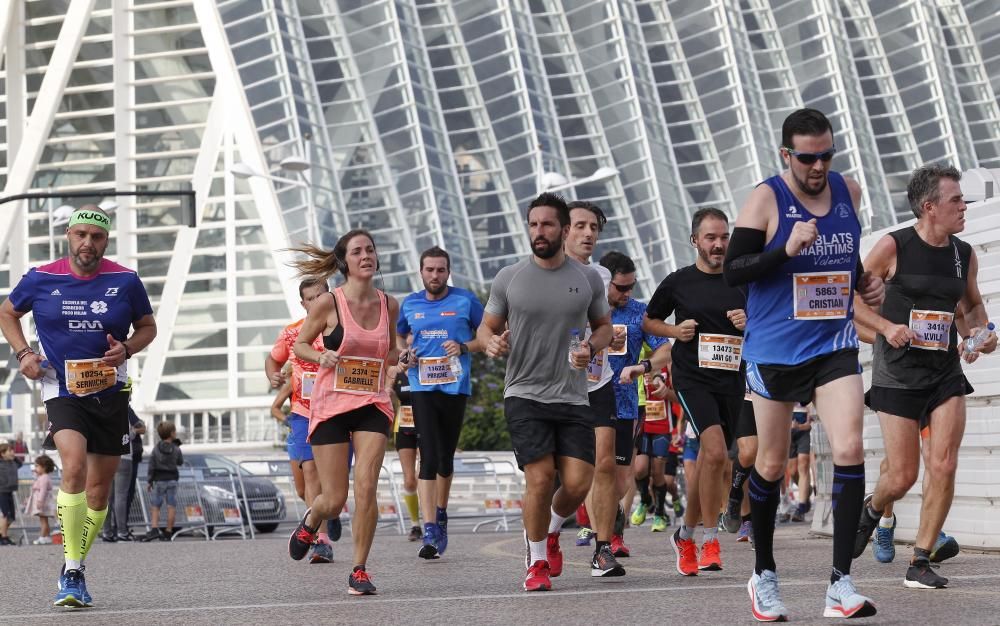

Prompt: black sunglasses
xmin=783 ymin=146 xmax=836 ymax=165
xmin=611 ymin=281 xmax=636 ymax=292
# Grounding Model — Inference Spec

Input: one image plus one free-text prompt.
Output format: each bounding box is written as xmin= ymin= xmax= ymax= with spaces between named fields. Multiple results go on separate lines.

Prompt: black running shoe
xmin=722 ymin=497 xmax=742 ymax=533
xmin=348 ymin=566 xmax=377 ymax=595
xmin=327 ymin=517 xmax=342 ymax=542
xmin=904 ymin=560 xmax=948 ymax=589
xmin=408 ymin=525 xmax=422 ymax=542
xmin=591 ymin=544 xmax=626 ymax=577
xmin=853 ymin=495 xmax=879 ymax=559
xmin=288 ymin=508 xmax=318 ymax=561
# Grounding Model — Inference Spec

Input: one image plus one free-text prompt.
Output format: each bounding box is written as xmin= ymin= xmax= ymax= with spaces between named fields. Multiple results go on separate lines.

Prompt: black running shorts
xmin=46 ymin=391 xmax=130 ymax=456
xmin=788 ymin=429 xmax=811 ymax=458
xmin=588 ymin=381 xmax=617 ymax=429
xmin=675 ymin=388 xmax=743 ymax=449
xmin=504 ymin=396 xmax=595 ymax=469
xmin=746 ymin=348 xmax=861 ymax=405
xmin=735 ymin=399 xmax=758 ymax=439
xmin=394 ymin=428 xmax=418 ymax=450
xmin=614 ymin=418 xmax=639 ymax=466
xmin=310 ymin=405 xmax=390 ymax=445
xmin=866 ymin=375 xmax=973 ymax=425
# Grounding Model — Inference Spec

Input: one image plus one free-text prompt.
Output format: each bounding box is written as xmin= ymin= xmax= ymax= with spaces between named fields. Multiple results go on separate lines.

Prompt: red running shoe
xmin=610 ymin=534 xmax=630 ymax=558
xmin=546 ymin=532 xmax=563 ymax=577
xmin=524 ymin=560 xmax=552 ymax=592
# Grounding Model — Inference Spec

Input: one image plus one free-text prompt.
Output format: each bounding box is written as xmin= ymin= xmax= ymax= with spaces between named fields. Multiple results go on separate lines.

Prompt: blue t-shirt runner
xmin=397 ymin=286 xmax=483 ymax=396
xmin=9 ymin=258 xmax=153 ymax=401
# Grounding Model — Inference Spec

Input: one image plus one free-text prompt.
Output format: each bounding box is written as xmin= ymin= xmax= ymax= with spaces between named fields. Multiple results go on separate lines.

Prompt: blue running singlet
xmin=743 ymin=172 xmax=861 ymax=366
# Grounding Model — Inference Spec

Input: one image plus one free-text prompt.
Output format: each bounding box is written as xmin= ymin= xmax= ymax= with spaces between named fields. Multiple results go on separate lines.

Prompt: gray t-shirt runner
xmin=485 ymin=256 xmax=610 ymax=405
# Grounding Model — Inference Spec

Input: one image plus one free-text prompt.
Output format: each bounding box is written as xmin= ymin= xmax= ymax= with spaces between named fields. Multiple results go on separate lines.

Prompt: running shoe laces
xmin=753 ymin=570 xmax=787 ymax=617
xmin=825 ymin=574 xmax=877 ymax=617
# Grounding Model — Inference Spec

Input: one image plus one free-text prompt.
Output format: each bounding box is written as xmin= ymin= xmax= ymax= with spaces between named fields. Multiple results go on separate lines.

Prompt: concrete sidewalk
xmin=0 ymin=523 xmax=997 ymax=624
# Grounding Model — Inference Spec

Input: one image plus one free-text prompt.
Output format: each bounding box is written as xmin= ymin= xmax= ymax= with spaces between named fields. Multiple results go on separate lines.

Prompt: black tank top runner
xmin=871 ymin=226 xmax=970 ymax=389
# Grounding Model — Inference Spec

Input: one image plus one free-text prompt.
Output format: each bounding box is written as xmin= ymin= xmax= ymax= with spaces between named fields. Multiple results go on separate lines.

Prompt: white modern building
xmin=1 ymin=0 xmax=999 ymax=445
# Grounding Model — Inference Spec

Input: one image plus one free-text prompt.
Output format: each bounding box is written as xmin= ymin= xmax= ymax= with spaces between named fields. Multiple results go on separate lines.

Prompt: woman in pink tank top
xmin=289 ymin=229 xmax=401 ymax=596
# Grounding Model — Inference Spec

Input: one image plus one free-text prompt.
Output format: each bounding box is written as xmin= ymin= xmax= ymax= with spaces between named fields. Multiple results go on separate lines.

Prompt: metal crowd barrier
xmin=132 ymin=467 xmax=249 ymax=541
xmin=12 ymin=474 xmax=62 ymax=546
xmin=385 ymin=454 xmax=524 ymax=533
xmin=237 ymin=459 xmax=405 ymax=538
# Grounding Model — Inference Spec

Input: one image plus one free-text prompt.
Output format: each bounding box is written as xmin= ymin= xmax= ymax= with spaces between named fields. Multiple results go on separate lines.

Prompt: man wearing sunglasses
xmin=599 ymin=251 xmax=670 ymax=556
xmin=563 ymin=201 xmax=630 ymax=577
xmin=723 ymin=108 xmax=884 ymax=621
xmin=642 ymin=207 xmax=747 ymax=578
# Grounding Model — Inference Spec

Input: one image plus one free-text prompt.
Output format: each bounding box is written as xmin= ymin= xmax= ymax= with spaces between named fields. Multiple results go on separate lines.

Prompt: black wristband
xmin=123 ymin=342 xmax=133 ymax=360
xmin=641 ymin=359 xmax=652 ymax=373
xmin=460 ymin=343 xmax=469 ymax=355
xmin=586 ymin=341 xmax=597 ymax=358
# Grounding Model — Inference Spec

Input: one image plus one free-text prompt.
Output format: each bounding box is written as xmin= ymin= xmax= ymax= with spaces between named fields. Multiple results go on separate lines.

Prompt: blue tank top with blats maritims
xmin=743 ymin=171 xmax=861 ymax=366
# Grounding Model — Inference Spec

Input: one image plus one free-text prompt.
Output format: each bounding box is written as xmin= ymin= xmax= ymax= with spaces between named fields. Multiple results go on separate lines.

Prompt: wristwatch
xmin=460 ymin=343 xmax=469 ymax=355
xmin=641 ymin=359 xmax=652 ymax=373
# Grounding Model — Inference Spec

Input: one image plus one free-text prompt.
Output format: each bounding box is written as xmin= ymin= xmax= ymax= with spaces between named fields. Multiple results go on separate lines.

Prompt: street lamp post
xmin=231 ymin=158 xmax=316 ymax=243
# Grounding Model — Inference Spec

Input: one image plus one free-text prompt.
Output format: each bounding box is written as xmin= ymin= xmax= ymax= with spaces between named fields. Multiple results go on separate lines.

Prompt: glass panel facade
xmin=2 ymin=0 xmax=998 ymax=441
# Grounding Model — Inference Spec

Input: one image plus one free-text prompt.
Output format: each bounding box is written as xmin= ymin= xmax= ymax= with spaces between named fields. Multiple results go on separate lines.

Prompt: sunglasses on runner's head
xmin=783 ymin=146 xmax=837 ymax=165
xmin=611 ymin=281 xmax=636 ymax=292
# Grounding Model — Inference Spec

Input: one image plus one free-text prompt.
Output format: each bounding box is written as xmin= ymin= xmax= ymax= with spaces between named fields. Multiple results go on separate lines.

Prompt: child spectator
xmin=144 ymin=421 xmax=183 ymax=541
xmin=0 ymin=442 xmax=21 ymax=545
xmin=24 ymin=455 xmax=57 ymax=544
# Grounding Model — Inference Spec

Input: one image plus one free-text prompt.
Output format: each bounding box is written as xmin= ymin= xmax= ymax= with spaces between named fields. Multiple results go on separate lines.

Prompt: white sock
xmin=548 ymin=508 xmax=567 ymax=534
xmin=703 ymin=526 xmax=718 ymax=543
xmin=65 ymin=558 xmax=81 ymax=571
xmin=679 ymin=524 xmax=694 ymax=540
xmin=879 ymin=515 xmax=894 ymax=528
xmin=529 ymin=539 xmax=547 ymax=564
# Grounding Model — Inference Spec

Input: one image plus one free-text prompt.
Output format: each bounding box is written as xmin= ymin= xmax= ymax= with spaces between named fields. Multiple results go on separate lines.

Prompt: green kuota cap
xmin=68 ymin=209 xmax=111 ymax=231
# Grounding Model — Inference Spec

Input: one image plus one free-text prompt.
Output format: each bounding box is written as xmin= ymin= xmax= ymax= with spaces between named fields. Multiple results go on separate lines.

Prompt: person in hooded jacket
xmin=144 ymin=421 xmax=183 ymax=541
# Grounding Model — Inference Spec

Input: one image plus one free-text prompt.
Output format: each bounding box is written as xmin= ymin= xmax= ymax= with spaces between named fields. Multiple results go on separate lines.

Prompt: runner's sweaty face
xmin=565 ymin=208 xmax=600 ymax=262
xmin=67 ymin=224 xmax=109 ymax=273
xmin=527 ymin=205 xmax=567 ymax=260
xmin=784 ymin=131 xmax=834 ymax=197
xmin=420 ymin=255 xmax=450 ymax=296
xmin=693 ymin=216 xmax=730 ymax=271
xmin=608 ymin=271 xmax=635 ymax=308
xmin=345 ymin=234 xmax=377 ymax=278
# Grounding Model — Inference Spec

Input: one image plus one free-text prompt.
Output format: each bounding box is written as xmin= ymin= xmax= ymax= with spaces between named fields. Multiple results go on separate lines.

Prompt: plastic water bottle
xmin=448 ymin=355 xmax=463 ymax=378
xmin=568 ymin=329 xmax=581 ymax=368
xmin=965 ymin=322 xmax=995 ymax=353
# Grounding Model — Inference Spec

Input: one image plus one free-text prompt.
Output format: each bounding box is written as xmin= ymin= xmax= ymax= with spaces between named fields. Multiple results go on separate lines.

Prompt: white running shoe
xmin=823 ymin=575 xmax=877 ymax=618
xmin=748 ymin=570 xmax=788 ymax=622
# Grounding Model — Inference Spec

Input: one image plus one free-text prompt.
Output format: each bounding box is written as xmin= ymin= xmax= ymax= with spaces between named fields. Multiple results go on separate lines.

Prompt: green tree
xmin=457 ymin=289 xmax=511 ymax=451
xmin=458 ymin=350 xmax=511 ymax=451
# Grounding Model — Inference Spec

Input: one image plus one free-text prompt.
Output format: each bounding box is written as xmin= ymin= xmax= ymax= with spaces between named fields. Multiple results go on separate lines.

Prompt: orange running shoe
xmin=670 ymin=528 xmax=699 ymax=576
xmin=699 ymin=537 xmax=723 ymax=571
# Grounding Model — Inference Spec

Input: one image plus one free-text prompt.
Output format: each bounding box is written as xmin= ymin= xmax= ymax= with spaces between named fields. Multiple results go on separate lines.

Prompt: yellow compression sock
xmin=80 ymin=507 xmax=108 ymax=560
xmin=57 ymin=490 xmax=88 ymax=570
xmin=403 ymin=491 xmax=420 ymax=525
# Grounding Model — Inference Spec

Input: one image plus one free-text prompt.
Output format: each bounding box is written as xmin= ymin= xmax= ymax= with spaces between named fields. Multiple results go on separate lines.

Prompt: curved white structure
xmin=0 ymin=0 xmax=998 ymax=444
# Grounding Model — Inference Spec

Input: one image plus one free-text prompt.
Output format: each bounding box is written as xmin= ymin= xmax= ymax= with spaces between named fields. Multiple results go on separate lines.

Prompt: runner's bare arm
xmin=294 ymin=291 xmax=334 ymax=365
xmin=265 ymin=355 xmax=285 ymax=388
xmin=852 ymin=235 xmax=911 ymax=348
xmin=959 ymin=250 xmax=996 ymax=354
xmin=0 ymin=299 xmax=43 ymax=380
xmin=270 ymin=379 xmax=292 ymax=423
xmin=477 ymin=312 xmax=510 ymax=358
xmin=124 ymin=314 xmax=157 ymax=355
xmin=587 ymin=312 xmax=613 ymax=354
xmin=387 ymin=296 xmax=402 ymax=367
